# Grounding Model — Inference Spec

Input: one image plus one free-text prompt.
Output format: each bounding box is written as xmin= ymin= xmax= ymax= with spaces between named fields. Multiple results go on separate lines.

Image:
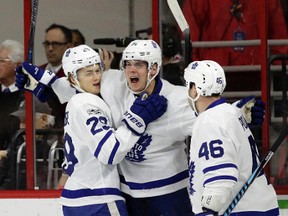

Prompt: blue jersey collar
xmin=206 ymin=98 xmax=226 ymax=110
xmin=153 ymin=76 xmax=163 ymax=94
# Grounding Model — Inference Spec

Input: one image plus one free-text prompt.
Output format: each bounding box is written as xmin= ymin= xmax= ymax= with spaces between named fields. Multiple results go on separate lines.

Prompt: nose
xmin=92 ymin=71 xmax=101 ymax=79
xmin=47 ymin=44 xmax=54 ymax=50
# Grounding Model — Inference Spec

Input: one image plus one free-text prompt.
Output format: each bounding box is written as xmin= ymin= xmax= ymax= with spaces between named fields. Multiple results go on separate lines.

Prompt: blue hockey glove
xmin=236 ymin=96 xmax=265 ymax=127
xmin=22 ymin=61 xmax=57 ymax=86
xmin=15 ymin=66 xmax=28 ymax=90
xmin=122 ymin=92 xmax=168 ymax=136
xmin=250 ymin=98 xmax=265 ymax=126
xmin=15 ymin=66 xmax=48 ymax=102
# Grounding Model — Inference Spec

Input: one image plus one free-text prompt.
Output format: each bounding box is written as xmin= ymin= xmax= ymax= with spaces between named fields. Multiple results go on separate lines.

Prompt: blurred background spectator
xmin=40 ymin=23 xmax=72 ymax=129
xmin=182 ymin=0 xmax=288 ymax=91
xmin=71 ymin=29 xmax=86 ymax=47
xmin=0 ymin=39 xmax=24 ymax=188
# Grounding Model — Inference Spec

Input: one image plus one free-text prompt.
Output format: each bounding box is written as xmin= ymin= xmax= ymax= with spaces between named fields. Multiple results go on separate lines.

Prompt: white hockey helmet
xmin=184 ymin=60 xmax=226 ymax=113
xmin=122 ymin=39 xmax=162 ymax=94
xmin=184 ymin=60 xmax=226 ymax=96
xmin=62 ymin=44 xmax=103 ymax=80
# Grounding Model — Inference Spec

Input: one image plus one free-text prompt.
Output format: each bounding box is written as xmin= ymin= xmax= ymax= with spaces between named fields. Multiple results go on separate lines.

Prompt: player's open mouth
xmin=130 ymin=77 xmax=139 ymax=83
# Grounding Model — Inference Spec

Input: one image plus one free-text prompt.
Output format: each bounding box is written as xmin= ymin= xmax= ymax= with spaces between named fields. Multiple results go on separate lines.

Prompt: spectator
xmin=0 ymin=39 xmax=24 ymax=188
xmin=71 ymin=29 xmax=86 ymax=47
xmin=40 ymin=23 xmax=72 ymax=129
xmin=183 ymin=0 xmax=287 ymax=66
xmin=183 ymin=60 xmax=279 ymax=215
xmin=8 ymin=98 xmax=55 ymax=189
xmin=182 ymin=0 xmax=288 ymax=91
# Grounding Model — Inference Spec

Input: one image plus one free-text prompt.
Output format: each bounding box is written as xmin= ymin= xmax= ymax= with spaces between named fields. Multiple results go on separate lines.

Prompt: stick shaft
xmin=27 ymin=0 xmax=39 ymax=64
xmin=224 ymin=126 xmax=288 ymax=215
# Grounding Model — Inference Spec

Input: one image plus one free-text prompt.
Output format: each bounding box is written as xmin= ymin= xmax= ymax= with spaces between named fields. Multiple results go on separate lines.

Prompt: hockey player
xmin=16 ymin=40 xmax=265 ymax=216
xmin=183 ymin=60 xmax=279 ymax=215
xmin=20 ymin=45 xmax=167 ymax=216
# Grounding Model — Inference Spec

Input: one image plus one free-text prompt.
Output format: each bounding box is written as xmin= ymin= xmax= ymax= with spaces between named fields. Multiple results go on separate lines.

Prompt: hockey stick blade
xmin=167 ymin=0 xmax=189 ymax=32
xmin=167 ymin=0 xmax=191 ymax=68
xmin=223 ymin=125 xmax=288 ymax=216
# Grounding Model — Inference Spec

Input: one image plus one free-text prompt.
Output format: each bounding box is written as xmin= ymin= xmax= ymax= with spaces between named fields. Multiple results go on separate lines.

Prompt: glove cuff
xmin=39 ymin=70 xmax=57 ymax=86
xmin=122 ymin=109 xmax=146 ymax=136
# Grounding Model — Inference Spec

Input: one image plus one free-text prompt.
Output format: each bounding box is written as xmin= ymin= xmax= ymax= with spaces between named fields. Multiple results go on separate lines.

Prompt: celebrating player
xmin=20 ymin=45 xmax=167 ymax=216
xmin=184 ymin=60 xmax=279 ymax=215
xmin=17 ymin=40 xmax=265 ymax=216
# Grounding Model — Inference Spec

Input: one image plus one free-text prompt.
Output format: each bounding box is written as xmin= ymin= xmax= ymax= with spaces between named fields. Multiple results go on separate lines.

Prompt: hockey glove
xmin=15 ymin=66 xmax=48 ymax=102
xmin=15 ymin=66 xmax=28 ymax=90
xmin=22 ymin=61 xmax=58 ymax=86
xmin=250 ymin=98 xmax=265 ymax=127
xmin=236 ymin=96 xmax=265 ymax=127
xmin=122 ymin=93 xmax=168 ymax=136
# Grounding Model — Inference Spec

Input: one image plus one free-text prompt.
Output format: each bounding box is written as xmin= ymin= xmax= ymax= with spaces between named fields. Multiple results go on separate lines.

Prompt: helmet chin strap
xmin=71 ymin=79 xmax=86 ymax=93
xmin=188 ymin=93 xmax=200 ymax=115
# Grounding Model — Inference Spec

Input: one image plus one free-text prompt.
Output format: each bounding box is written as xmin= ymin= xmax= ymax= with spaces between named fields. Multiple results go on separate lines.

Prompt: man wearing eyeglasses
xmin=0 ymin=39 xmax=24 ymax=189
xmin=40 ymin=23 xmax=73 ymax=130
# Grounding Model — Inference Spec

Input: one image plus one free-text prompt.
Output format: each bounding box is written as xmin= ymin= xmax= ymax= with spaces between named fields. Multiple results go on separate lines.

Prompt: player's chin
xmin=91 ymin=86 xmax=101 ymax=95
xmin=128 ymin=81 xmax=142 ymax=91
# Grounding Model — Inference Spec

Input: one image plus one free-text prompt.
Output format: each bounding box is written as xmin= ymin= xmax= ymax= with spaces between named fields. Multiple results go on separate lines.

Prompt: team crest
xmin=125 ymin=133 xmax=152 ymax=162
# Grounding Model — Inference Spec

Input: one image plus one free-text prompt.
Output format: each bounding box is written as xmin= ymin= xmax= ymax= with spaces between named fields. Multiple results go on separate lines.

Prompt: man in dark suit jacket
xmin=40 ymin=23 xmax=73 ymax=129
xmin=0 ymin=39 xmax=24 ymax=188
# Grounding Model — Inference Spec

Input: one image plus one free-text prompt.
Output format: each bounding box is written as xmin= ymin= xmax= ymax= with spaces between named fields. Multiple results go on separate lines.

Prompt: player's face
xmin=124 ymin=60 xmax=156 ymax=94
xmin=77 ymin=64 xmax=102 ymax=95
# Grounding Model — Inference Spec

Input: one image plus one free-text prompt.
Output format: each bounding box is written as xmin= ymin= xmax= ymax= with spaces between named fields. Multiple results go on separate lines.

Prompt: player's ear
xmin=68 ymin=72 xmax=77 ymax=85
xmin=189 ymin=83 xmax=197 ymax=99
xmin=150 ymin=63 xmax=158 ymax=77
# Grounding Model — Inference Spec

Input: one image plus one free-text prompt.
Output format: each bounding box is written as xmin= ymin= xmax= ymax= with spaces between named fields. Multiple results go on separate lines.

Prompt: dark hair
xmin=72 ymin=29 xmax=86 ymax=45
xmin=45 ymin=23 xmax=72 ymax=43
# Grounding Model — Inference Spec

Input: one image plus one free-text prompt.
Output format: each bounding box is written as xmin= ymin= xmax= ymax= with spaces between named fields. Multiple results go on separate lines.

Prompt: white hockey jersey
xmin=100 ymin=69 xmax=196 ymax=198
xmin=189 ymin=98 xmax=279 ymax=215
xmin=59 ymin=93 xmax=141 ymax=207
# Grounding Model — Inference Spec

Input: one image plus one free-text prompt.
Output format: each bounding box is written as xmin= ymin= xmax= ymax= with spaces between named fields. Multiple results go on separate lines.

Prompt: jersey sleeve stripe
xmin=108 ymin=140 xmax=120 ymax=164
xmin=203 ymin=175 xmax=237 ymax=186
xmin=203 ymin=163 xmax=238 ymax=174
xmin=94 ymin=130 xmax=113 ymax=157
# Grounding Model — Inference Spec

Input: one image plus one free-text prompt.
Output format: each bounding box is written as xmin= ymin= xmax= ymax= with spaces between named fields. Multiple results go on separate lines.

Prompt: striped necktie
xmin=3 ymin=88 xmax=10 ymax=93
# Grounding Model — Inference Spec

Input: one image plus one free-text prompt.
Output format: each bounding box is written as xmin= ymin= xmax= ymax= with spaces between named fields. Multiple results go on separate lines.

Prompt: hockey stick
xmin=166 ymin=0 xmax=191 ymax=67
xmin=27 ymin=0 xmax=38 ymax=63
xmin=223 ymin=125 xmax=288 ymax=216
xmin=24 ymin=0 xmax=39 ymax=91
